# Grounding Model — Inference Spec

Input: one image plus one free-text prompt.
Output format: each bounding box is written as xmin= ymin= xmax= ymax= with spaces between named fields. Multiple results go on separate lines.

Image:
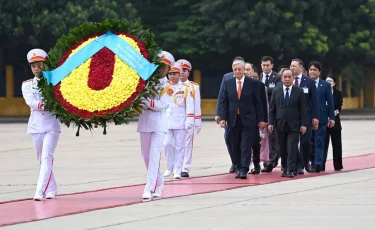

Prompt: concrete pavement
xmin=0 ymin=120 xmax=375 ymax=229
xmin=1 ymin=108 xmax=375 ymax=124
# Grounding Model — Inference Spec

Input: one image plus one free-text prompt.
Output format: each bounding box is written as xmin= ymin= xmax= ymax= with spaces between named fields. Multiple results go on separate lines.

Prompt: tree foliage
xmin=0 ymin=0 xmax=139 ymax=49
xmin=136 ymin=0 xmax=375 ymax=73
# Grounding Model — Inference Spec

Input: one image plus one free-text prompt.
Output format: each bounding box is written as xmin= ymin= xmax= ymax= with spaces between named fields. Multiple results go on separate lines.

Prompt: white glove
xmin=185 ymin=123 xmax=194 ymax=130
xmin=195 ymin=126 xmax=201 ymax=134
xmin=141 ymin=98 xmax=150 ymax=109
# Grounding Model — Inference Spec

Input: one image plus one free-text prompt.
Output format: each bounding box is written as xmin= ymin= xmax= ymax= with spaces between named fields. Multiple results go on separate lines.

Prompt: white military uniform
xmin=177 ymin=60 xmax=202 ymax=175
xmin=136 ymin=50 xmax=174 ymax=199
xmin=181 ymin=79 xmax=202 ymax=173
xmin=163 ymin=63 xmax=195 ymax=179
xmin=22 ymin=49 xmax=61 ymax=201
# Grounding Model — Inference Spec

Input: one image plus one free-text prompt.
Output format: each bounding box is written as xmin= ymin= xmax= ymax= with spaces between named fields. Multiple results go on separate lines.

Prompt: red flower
xmin=54 ymin=32 xmax=149 ymax=119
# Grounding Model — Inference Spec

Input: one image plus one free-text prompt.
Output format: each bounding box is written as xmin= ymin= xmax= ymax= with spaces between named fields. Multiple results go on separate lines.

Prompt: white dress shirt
xmin=261 ymin=72 xmax=272 ymax=84
xmin=315 ymin=78 xmax=319 ymax=88
xmin=295 ymin=73 xmax=302 ymax=86
xmin=236 ymin=76 xmax=245 ymax=93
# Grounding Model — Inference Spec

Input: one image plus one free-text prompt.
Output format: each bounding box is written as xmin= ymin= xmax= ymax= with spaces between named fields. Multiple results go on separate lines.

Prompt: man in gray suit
xmin=268 ymin=69 xmax=307 ymax=177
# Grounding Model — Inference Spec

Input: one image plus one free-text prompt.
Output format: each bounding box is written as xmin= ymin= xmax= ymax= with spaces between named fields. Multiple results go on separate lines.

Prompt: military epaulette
xmin=183 ymin=82 xmax=190 ymax=87
xmin=190 ymin=81 xmax=199 ymax=86
xmin=160 ymin=83 xmax=173 ymax=96
xmin=23 ymin=79 xmax=33 ymax=83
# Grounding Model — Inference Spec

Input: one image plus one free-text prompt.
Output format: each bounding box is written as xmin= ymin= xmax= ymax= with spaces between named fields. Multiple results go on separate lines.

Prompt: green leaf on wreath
xmin=39 ymin=19 xmax=162 ymax=135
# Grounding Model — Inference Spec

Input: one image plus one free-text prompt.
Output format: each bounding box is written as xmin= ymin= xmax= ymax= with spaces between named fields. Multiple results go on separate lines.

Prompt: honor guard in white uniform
xmin=163 ymin=62 xmax=195 ymax=179
xmin=21 ymin=49 xmax=62 ymax=201
xmin=137 ymin=50 xmax=175 ymax=199
xmin=177 ymin=59 xmax=202 ymax=177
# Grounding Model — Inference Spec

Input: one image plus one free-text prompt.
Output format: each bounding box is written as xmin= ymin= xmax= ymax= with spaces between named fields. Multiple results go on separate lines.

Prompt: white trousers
xmin=164 ymin=129 xmax=186 ymax=174
xmin=140 ymin=132 xmax=164 ymax=193
xmin=31 ymin=132 xmax=59 ymax=195
xmin=183 ymin=128 xmax=194 ymax=173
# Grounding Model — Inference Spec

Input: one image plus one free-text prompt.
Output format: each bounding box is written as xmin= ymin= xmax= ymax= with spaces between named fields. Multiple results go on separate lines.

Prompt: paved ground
xmin=1 ymin=108 xmax=375 ymax=123
xmin=1 ymin=120 xmax=375 ymax=229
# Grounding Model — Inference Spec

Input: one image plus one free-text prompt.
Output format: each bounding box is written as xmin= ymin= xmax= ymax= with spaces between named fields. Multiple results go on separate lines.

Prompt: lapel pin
xmin=320 ymin=84 xmax=323 ymax=86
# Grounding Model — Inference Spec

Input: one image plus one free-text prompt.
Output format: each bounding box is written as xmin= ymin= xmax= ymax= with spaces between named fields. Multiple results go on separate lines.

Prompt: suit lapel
xmin=230 ymin=78 xmax=238 ymax=100
xmin=289 ymin=85 xmax=298 ymax=104
xmin=300 ymin=75 xmax=307 ymax=88
xmin=240 ymin=77 xmax=248 ymax=100
xmin=318 ymin=79 xmax=324 ymax=92
xmin=279 ymin=87 xmax=285 ymax=106
xmin=271 ymin=72 xmax=275 ymax=79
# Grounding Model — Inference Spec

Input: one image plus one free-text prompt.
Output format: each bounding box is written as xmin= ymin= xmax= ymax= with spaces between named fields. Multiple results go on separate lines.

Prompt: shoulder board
xmin=183 ymin=82 xmax=190 ymax=87
xmin=160 ymin=83 xmax=173 ymax=96
xmin=23 ymin=79 xmax=33 ymax=83
xmin=190 ymin=81 xmax=199 ymax=86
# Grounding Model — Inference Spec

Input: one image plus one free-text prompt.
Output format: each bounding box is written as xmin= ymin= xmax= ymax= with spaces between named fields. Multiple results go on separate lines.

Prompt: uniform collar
xmin=159 ymin=76 xmax=168 ymax=84
xmin=33 ymin=76 xmax=40 ymax=84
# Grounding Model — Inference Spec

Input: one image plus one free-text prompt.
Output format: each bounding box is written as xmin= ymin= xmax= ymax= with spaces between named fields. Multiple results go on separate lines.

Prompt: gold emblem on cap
xmin=33 ymin=52 xmax=36 ymax=56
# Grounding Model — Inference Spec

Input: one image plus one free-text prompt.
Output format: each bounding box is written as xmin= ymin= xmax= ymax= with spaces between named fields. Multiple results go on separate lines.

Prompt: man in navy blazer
xmin=308 ymin=61 xmax=335 ymax=172
xmin=215 ymin=57 xmax=245 ymax=173
xmin=215 ymin=57 xmax=268 ymax=173
xmin=219 ymin=59 xmax=266 ymax=179
xmin=290 ymin=59 xmax=319 ymax=174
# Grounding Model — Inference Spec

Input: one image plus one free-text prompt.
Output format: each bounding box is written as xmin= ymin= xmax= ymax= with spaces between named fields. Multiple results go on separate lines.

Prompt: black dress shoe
xmin=297 ymin=168 xmax=304 ymax=175
xmin=306 ymin=165 xmax=315 ymax=173
xmin=240 ymin=171 xmax=247 ymax=179
xmin=261 ymin=163 xmax=273 ymax=173
xmin=181 ymin=172 xmax=189 ymax=177
xmin=229 ymin=164 xmax=236 ymax=173
xmin=250 ymin=164 xmax=261 ymax=174
xmin=287 ymin=172 xmax=295 ymax=178
xmin=292 ymin=171 xmax=298 ymax=176
xmin=235 ymin=170 xmax=241 ymax=178
xmin=315 ymin=164 xmax=322 ymax=173
xmin=281 ymin=171 xmax=287 ymax=177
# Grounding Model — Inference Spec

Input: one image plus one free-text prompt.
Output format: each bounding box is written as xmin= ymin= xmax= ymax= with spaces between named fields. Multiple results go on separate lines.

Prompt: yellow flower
xmin=59 ymin=34 xmax=141 ymax=112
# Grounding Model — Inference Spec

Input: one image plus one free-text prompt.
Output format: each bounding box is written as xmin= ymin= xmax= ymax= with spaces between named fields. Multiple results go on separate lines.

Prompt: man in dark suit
xmin=323 ymin=76 xmax=344 ymax=171
xmin=216 ymin=57 xmax=268 ymax=173
xmin=268 ymin=69 xmax=307 ymax=177
xmin=245 ymin=62 xmax=268 ymax=174
xmin=290 ymin=59 xmax=320 ymax=174
xmin=308 ymin=61 xmax=335 ymax=172
xmin=215 ymin=57 xmax=245 ymax=172
xmin=259 ymin=56 xmax=283 ymax=173
xmin=220 ymin=60 xmax=266 ymax=179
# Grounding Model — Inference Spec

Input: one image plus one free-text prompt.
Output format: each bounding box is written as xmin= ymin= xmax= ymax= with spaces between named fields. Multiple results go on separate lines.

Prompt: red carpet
xmin=1 ymin=153 xmax=374 ymax=227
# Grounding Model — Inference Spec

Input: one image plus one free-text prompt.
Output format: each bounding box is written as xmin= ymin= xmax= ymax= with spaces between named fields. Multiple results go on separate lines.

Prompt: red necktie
xmin=237 ymin=80 xmax=242 ymax=114
xmin=295 ymin=77 xmax=299 ymax=87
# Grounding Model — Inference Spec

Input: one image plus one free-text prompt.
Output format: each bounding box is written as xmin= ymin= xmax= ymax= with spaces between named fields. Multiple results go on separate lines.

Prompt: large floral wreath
xmin=38 ymin=20 xmax=162 ymax=135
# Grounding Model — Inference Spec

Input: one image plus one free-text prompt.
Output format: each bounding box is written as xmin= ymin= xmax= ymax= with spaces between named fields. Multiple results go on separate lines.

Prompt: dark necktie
xmin=285 ymin=88 xmax=290 ymax=105
xmin=265 ymin=74 xmax=269 ymax=87
xmin=295 ymin=77 xmax=299 ymax=87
